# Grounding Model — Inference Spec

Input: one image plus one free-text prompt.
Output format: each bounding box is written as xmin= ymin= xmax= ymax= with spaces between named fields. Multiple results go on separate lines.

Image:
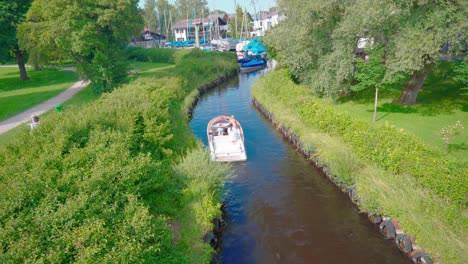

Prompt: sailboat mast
xmin=202 ymin=8 xmax=205 ymax=44
xmin=251 ymin=0 xmax=258 ymax=37
xmin=234 ymin=0 xmax=237 ymax=39
xmin=169 ymin=10 xmax=172 ymax=42
xmin=164 ymin=10 xmax=168 ymax=43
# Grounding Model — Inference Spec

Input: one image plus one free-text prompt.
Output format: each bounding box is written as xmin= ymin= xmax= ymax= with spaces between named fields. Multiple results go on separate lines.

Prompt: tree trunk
xmin=13 ymin=48 xmax=28 ymax=80
xmin=373 ymin=88 xmax=379 ymax=123
xmin=34 ymin=63 xmax=41 ymax=71
xmin=399 ymin=64 xmax=432 ymax=105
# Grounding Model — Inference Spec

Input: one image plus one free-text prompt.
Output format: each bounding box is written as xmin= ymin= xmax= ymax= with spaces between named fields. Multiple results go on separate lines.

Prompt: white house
xmin=251 ymin=9 xmax=286 ymax=37
xmin=173 ymin=14 xmax=228 ymax=42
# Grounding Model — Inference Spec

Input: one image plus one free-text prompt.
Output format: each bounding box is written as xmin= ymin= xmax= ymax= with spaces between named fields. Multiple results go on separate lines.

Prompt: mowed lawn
xmin=0 ymin=61 xmax=176 ymax=145
xmin=328 ymin=66 xmax=467 ymax=162
xmin=0 ymin=67 xmax=78 ymax=121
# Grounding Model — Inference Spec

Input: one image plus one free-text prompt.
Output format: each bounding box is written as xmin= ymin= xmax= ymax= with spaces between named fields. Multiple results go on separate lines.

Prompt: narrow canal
xmin=189 ymin=69 xmax=409 ymax=264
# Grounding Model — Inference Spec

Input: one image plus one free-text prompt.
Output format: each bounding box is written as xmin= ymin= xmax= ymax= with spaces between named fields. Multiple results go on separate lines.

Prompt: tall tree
xmin=229 ymin=5 xmax=252 ymax=39
xmin=175 ymin=0 xmax=208 ymax=21
xmin=156 ymin=0 xmax=175 ymax=19
xmin=266 ymin=0 xmax=467 ymax=104
xmin=265 ymin=0 xmax=345 ymax=97
xmin=0 ymin=0 xmax=32 ymax=80
xmin=156 ymin=0 xmax=176 ymax=36
xmin=383 ymin=1 xmax=467 ymax=104
xmin=143 ymin=0 xmax=157 ymax=31
xmin=19 ymin=0 xmax=142 ymax=92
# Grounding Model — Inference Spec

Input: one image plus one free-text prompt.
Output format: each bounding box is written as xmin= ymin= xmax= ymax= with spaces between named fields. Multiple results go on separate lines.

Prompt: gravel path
xmin=0 ymin=74 xmax=89 ymax=135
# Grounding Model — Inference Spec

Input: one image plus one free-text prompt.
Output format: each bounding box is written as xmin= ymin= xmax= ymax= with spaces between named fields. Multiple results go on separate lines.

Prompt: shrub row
xmin=126 ymin=46 xmax=178 ymax=64
xmin=0 ymin=49 xmax=238 ymax=263
xmin=252 ymin=69 xmax=467 ymax=209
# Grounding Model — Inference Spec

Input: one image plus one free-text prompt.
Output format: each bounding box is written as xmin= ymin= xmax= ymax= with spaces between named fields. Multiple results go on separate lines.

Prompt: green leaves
xmin=19 ymin=0 xmax=143 ymax=91
xmin=254 ymin=69 xmax=467 ymax=208
xmin=267 ymin=0 xmax=467 ymax=102
xmin=0 ymin=49 xmax=238 ymax=262
xmin=353 ymin=44 xmax=386 ymax=91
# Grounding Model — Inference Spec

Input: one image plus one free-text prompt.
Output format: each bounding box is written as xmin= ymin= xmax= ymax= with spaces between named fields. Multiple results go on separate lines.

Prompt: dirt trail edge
xmin=0 ymin=80 xmax=90 ymax=135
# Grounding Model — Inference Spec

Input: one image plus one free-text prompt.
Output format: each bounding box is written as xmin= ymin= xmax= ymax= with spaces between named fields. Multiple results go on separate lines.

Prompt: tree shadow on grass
xmin=339 ymin=69 xmax=466 ymax=116
xmin=374 ymin=103 xmax=418 ymax=113
xmin=0 ymin=69 xmax=77 ymax=93
xmin=448 ymin=142 xmax=466 ymax=152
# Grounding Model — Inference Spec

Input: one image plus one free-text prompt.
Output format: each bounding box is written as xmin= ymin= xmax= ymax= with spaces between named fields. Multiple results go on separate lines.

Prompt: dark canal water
xmin=189 ymin=69 xmax=409 ymax=264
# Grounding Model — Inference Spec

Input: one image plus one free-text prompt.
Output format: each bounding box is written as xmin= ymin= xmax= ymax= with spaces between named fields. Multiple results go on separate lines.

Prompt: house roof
xmin=253 ymin=8 xmax=286 ymax=20
xmin=173 ymin=16 xmax=227 ymax=29
xmin=131 ymin=30 xmax=166 ymax=42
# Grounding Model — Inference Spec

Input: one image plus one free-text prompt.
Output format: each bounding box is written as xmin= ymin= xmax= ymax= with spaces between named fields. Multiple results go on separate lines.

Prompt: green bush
xmin=126 ymin=46 xmax=178 ymax=64
xmin=253 ymin=69 xmax=467 ymax=208
xmin=251 ymin=69 xmax=468 ymax=263
xmin=0 ymin=49 xmax=238 ymax=263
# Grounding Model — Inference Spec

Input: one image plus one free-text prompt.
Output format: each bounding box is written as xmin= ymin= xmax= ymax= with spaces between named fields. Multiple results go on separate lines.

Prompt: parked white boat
xmin=207 ymin=115 xmax=247 ymax=162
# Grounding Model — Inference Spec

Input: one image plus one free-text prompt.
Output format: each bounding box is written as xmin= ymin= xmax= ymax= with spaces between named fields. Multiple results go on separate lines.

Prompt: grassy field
xmin=0 ymin=62 xmax=175 ymax=145
xmin=0 ymin=67 xmax=78 ymax=121
xmin=330 ymin=66 xmax=467 ymax=162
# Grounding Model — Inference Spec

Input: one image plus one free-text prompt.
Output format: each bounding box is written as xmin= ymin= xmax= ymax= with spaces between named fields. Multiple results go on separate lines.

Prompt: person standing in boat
xmin=228 ymin=115 xmax=238 ymax=128
xmin=228 ymin=115 xmax=240 ymax=142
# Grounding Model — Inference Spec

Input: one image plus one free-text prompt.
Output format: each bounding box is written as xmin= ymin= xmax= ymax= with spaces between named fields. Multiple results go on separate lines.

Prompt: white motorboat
xmin=207 ymin=115 xmax=247 ymax=162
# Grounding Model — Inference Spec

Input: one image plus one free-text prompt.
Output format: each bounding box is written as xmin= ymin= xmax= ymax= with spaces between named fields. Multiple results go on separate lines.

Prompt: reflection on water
xmin=189 ymin=68 xmax=408 ymax=264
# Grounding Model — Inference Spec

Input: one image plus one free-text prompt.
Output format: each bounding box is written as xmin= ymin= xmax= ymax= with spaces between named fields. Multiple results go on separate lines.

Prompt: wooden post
xmin=373 ymin=87 xmax=379 ymax=123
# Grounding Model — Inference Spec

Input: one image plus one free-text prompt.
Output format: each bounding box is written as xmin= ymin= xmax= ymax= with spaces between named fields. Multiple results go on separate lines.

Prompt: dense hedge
xmin=126 ymin=46 xmax=178 ymax=63
xmin=253 ymin=69 xmax=467 ymax=209
xmin=0 ymin=49 xmax=237 ymax=263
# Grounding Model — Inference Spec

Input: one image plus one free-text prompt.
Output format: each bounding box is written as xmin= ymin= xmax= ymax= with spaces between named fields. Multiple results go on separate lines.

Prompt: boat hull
xmin=240 ymin=64 xmax=267 ymax=72
xmin=240 ymin=58 xmax=267 ymax=72
xmin=207 ymin=115 xmax=247 ymax=162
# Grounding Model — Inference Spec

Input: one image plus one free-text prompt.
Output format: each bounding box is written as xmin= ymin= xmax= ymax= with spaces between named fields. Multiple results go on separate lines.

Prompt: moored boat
xmin=239 ymin=57 xmax=267 ymax=72
xmin=207 ymin=116 xmax=247 ymax=162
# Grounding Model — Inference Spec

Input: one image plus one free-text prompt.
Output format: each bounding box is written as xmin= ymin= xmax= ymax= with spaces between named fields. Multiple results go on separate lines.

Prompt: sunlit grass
xmin=330 ymin=61 xmax=467 ymax=162
xmin=173 ymin=148 xmax=232 ymax=263
xmin=357 ymin=166 xmax=466 ymax=264
xmin=0 ymin=67 xmax=77 ymax=121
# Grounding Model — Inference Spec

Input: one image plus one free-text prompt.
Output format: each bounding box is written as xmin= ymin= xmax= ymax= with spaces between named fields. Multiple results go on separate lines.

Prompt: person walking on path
xmin=0 ymin=80 xmax=90 ymax=135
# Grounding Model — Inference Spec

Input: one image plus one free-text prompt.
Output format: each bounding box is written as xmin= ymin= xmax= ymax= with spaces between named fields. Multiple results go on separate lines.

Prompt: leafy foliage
xmin=174 ymin=0 xmax=208 ymax=21
xmin=228 ymin=5 xmax=251 ymax=39
xmin=0 ymin=0 xmax=31 ymax=52
xmin=0 ymin=49 xmax=237 ymax=262
xmin=18 ymin=0 xmax=143 ymax=92
xmin=452 ymin=60 xmax=468 ymax=86
xmin=352 ymin=45 xmax=386 ymax=91
xmin=266 ymin=0 xmax=467 ymax=102
xmin=0 ymin=0 xmax=32 ymax=79
xmin=143 ymin=0 xmax=157 ymax=31
xmin=126 ymin=46 xmax=178 ymax=63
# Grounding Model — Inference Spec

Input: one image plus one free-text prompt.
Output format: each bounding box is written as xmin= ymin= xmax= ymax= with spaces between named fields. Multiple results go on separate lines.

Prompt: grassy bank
xmin=0 ymin=67 xmax=78 ymax=121
xmin=330 ymin=61 xmax=467 ymax=163
xmin=0 ymin=48 xmax=238 ymax=262
xmin=251 ymin=69 xmax=467 ymax=264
